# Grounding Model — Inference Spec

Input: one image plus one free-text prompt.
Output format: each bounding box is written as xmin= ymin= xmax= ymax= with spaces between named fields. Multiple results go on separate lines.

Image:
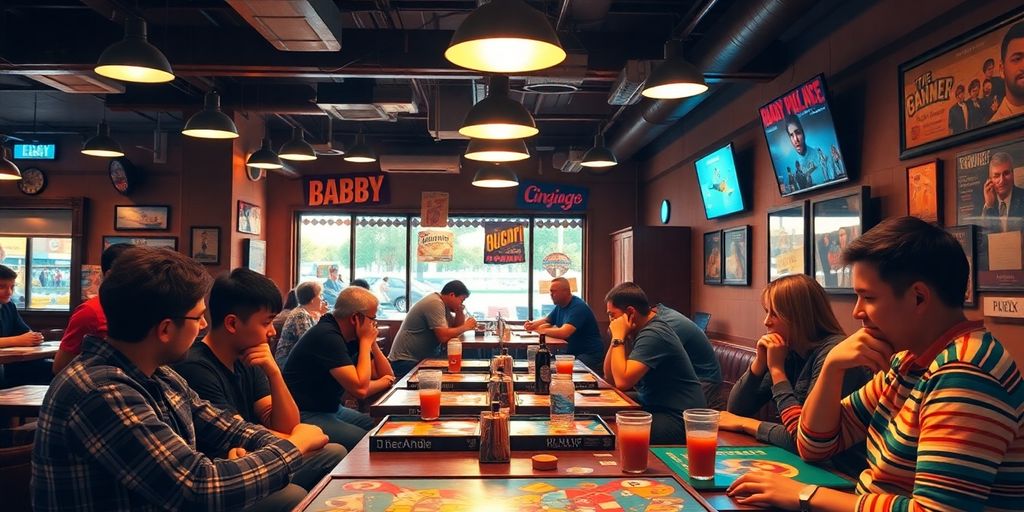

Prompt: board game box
xmin=368 ymin=415 xmax=615 ymax=452
xmin=650 ymin=446 xmax=855 ymax=491
xmin=406 ymin=371 xmax=598 ymax=391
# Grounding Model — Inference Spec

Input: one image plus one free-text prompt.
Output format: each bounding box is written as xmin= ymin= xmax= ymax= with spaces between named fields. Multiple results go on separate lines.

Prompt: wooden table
xmin=0 ymin=384 xmax=48 ymax=418
xmin=453 ymin=332 xmax=567 ymax=353
xmin=370 ymin=387 xmax=639 ymax=418
xmin=418 ymin=358 xmax=589 ymax=373
xmin=0 ymin=341 xmax=60 ymax=365
xmin=404 ymin=370 xmax=605 ymax=391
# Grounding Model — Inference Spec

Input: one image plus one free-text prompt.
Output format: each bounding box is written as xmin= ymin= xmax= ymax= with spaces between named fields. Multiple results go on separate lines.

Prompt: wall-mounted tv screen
xmin=13 ymin=143 xmax=56 ymax=160
xmin=758 ymin=74 xmax=849 ymax=197
xmin=694 ymin=143 xmax=745 ymax=219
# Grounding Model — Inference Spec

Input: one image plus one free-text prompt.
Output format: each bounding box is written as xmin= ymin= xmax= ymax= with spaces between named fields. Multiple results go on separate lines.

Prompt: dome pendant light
xmin=0 ymin=147 xmax=21 ymax=180
xmin=279 ymin=127 xmax=318 ymax=161
xmin=465 ymin=138 xmax=530 ymax=162
xmin=641 ymin=40 xmax=708 ymax=100
xmin=81 ymin=121 xmax=125 ymax=158
xmin=95 ymin=16 xmax=175 ymax=84
xmin=246 ymin=138 xmax=283 ymax=169
xmin=183 ymin=91 xmax=239 ymax=139
xmin=472 ymin=164 xmax=519 ymax=188
xmin=445 ymin=0 xmax=566 ymax=73
xmin=460 ymin=76 xmax=538 ymax=140
xmin=343 ymin=131 xmax=377 ymax=163
xmin=580 ymin=132 xmax=617 ymax=169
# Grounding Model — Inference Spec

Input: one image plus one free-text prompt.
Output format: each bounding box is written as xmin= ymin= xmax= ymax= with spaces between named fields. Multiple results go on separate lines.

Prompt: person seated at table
xmin=719 ymin=274 xmax=869 ymax=468
xmin=271 ymin=288 xmax=298 ymax=338
xmin=52 ymin=243 xmax=133 ymax=375
xmin=273 ymin=280 xmax=328 ymax=366
xmin=604 ymin=282 xmax=706 ymax=444
xmin=172 ymin=268 xmax=346 ymax=492
xmin=32 ymin=246 xmax=329 ymax=512
xmin=652 ymin=303 xmax=724 ymax=409
xmin=388 ymin=280 xmax=477 ymax=378
xmin=283 ymin=286 xmax=395 ymax=450
xmin=523 ymin=277 xmax=604 ymax=373
xmin=0 ymin=263 xmax=46 ymax=388
xmin=727 ymin=217 xmax=1024 ymax=511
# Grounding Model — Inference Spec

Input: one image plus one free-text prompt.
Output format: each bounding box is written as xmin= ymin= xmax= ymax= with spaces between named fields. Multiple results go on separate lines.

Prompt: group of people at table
xmin=0 ymin=216 xmax=1020 ymax=510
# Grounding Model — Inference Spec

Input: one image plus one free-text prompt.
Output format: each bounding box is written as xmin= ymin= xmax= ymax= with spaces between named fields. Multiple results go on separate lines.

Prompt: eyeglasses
xmin=171 ymin=314 xmax=205 ymax=324
xmin=357 ymin=312 xmax=377 ymax=326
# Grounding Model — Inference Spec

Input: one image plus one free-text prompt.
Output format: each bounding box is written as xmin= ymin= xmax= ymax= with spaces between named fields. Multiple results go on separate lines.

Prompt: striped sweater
xmin=797 ymin=321 xmax=1024 ymax=511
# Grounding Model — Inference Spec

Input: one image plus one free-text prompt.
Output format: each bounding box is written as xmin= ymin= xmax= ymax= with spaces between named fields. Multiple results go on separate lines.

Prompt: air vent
xmin=553 ymin=149 xmax=585 ymax=173
xmin=379 ymin=154 xmax=461 ymax=174
xmin=523 ymin=78 xmax=581 ymax=95
xmin=608 ymin=60 xmax=653 ymax=106
xmin=227 ymin=0 xmax=343 ymax=51
xmin=317 ymin=82 xmax=417 ymax=121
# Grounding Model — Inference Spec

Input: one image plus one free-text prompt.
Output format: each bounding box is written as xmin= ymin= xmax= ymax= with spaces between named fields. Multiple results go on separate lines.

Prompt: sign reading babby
xmin=516 ymin=179 xmax=588 ymax=212
xmin=417 ymin=229 xmax=454 ymax=262
xmin=304 ymin=173 xmax=390 ymax=207
xmin=483 ymin=222 xmax=526 ymax=264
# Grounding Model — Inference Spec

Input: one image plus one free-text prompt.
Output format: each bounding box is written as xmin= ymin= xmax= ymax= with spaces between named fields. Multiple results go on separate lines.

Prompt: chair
xmin=515 ymin=306 xmax=530 ymax=320
xmin=691 ymin=311 xmax=711 ymax=332
xmin=0 ymin=424 xmax=35 ymax=512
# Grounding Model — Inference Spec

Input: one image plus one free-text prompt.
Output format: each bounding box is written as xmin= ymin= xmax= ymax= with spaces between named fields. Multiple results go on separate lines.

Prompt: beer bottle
xmin=535 ymin=334 xmax=552 ymax=395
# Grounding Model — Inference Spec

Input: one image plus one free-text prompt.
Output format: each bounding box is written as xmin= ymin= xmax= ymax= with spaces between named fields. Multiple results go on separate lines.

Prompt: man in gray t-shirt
xmin=388 ymin=280 xmax=476 ymax=378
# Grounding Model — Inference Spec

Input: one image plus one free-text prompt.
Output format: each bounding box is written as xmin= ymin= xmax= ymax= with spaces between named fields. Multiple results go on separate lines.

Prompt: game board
xmin=514 ymin=372 xmax=599 ymax=390
xmin=406 ymin=371 xmax=598 ymax=390
xmin=369 ymin=415 xmax=615 ymax=451
xmin=420 ymin=358 xmax=588 ymax=373
xmin=369 ymin=389 xmax=491 ymax=416
xmin=516 ymin=388 xmax=638 ymax=415
xmin=650 ymin=446 xmax=854 ymax=490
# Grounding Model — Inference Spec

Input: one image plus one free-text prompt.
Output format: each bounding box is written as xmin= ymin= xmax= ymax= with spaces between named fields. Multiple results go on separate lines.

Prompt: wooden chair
xmin=0 ymin=424 xmax=35 ymax=512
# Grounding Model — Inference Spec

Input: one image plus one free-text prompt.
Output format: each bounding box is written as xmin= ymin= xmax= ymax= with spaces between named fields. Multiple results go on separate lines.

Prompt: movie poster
xmin=483 ymin=222 xmax=526 ymax=264
xmin=420 ymin=191 xmax=449 ymax=228
xmin=416 ymin=229 xmax=454 ymax=263
xmin=955 ymin=138 xmax=1024 ymax=290
xmin=759 ymin=75 xmax=849 ymax=197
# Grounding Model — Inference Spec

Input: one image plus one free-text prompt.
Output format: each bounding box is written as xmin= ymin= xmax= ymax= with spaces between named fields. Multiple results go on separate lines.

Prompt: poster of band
xmin=483 ymin=222 xmax=526 ymax=264
xmin=956 ymin=138 xmax=1024 ymax=290
xmin=900 ymin=10 xmax=1024 ymax=158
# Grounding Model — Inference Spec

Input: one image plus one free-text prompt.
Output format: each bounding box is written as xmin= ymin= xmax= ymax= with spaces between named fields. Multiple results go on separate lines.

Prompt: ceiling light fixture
xmin=0 ymin=146 xmax=21 ymax=180
xmin=580 ymin=132 xmax=617 ymax=168
xmin=465 ymin=138 xmax=530 ymax=162
xmin=343 ymin=132 xmax=377 ymax=163
xmin=472 ymin=164 xmax=519 ymax=188
xmin=445 ymin=0 xmax=566 ymax=73
xmin=81 ymin=120 xmax=125 ymax=158
xmin=246 ymin=138 xmax=283 ymax=169
xmin=279 ymin=127 xmax=317 ymax=161
xmin=182 ymin=91 xmax=239 ymax=139
xmin=94 ymin=16 xmax=175 ymax=84
xmin=641 ymin=40 xmax=708 ymax=100
xmin=460 ymin=76 xmax=538 ymax=140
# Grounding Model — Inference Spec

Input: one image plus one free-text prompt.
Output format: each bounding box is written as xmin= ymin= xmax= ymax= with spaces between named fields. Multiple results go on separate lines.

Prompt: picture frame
xmin=946 ymin=225 xmax=977 ymax=308
xmin=907 ymin=160 xmax=942 ymax=224
xmin=898 ymin=7 xmax=1024 ymax=159
xmin=190 ymin=226 xmax=220 ymax=265
xmin=237 ymin=200 xmax=261 ymax=235
xmin=703 ymin=230 xmax=723 ymax=285
xmin=811 ymin=186 xmax=873 ymax=294
xmin=244 ymin=239 xmax=267 ymax=274
xmin=114 ymin=205 xmax=170 ymax=231
xmin=767 ymin=202 xmax=808 ymax=282
xmin=722 ymin=225 xmax=751 ymax=286
xmin=102 ymin=235 xmax=178 ymax=251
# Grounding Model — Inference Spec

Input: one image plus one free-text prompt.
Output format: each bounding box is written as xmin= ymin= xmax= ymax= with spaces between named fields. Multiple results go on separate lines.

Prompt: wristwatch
xmin=798 ymin=484 xmax=820 ymax=512
xmin=610 ymin=338 xmax=624 ymax=347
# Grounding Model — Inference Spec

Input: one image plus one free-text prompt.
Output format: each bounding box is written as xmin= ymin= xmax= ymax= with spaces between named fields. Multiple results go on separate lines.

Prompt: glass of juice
xmin=683 ymin=408 xmax=719 ymax=480
xmin=418 ymin=370 xmax=443 ymax=421
xmin=448 ymin=340 xmax=463 ymax=373
xmin=616 ymin=411 xmax=653 ymax=473
xmin=555 ymin=354 xmax=575 ymax=375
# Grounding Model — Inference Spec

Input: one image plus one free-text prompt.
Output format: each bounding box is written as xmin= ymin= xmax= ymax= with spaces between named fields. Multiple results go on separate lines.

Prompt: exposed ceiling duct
xmin=316 ymin=81 xmax=418 ymax=122
xmin=226 ymin=0 xmax=343 ymax=51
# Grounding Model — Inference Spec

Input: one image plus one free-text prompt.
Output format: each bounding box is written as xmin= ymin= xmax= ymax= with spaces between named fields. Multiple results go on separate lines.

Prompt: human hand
xmin=718 ymin=411 xmax=758 ymax=436
xmin=356 ymin=314 xmax=379 ymax=345
xmin=241 ymin=343 xmax=279 ymax=374
xmin=464 ymin=316 xmax=478 ymax=331
xmin=227 ymin=447 xmax=247 ymax=459
xmin=608 ymin=314 xmax=630 ymax=341
xmin=287 ymin=423 xmax=329 ymax=455
xmin=523 ymin=320 xmax=535 ymax=331
xmin=377 ymin=375 xmax=397 ymax=388
xmin=751 ymin=334 xmax=771 ymax=375
xmin=825 ymin=328 xmax=894 ymax=373
xmin=983 ymin=179 xmax=997 ymax=208
xmin=726 ymin=471 xmax=804 ymax=510
xmin=762 ymin=333 xmax=789 ymax=375
xmin=14 ymin=331 xmax=44 ymax=347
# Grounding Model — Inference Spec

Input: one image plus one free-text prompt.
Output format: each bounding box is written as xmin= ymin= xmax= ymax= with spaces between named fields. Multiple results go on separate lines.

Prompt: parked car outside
xmin=363 ymin=276 xmax=436 ymax=312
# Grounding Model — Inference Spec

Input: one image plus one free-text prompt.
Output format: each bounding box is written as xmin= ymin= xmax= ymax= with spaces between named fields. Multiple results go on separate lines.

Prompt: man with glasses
xmin=283 ymin=286 xmax=395 ymax=449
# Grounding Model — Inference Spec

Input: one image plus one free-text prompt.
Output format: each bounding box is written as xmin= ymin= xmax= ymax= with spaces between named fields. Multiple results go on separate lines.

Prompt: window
xmin=0 ymin=206 xmax=76 ymax=312
xmin=532 ymin=217 xmax=585 ymax=319
xmin=354 ymin=216 xmax=408 ymax=312
xmin=296 ymin=214 xmax=352 ymax=299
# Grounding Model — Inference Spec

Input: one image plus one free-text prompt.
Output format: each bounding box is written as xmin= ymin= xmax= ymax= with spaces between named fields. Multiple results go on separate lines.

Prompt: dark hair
xmin=842 ymin=216 xmax=967 ymax=308
xmin=208 ymin=268 xmax=282 ymax=329
xmin=441 ymin=280 xmax=470 ymax=297
xmin=101 ymin=243 xmax=133 ymax=274
xmin=295 ymin=281 xmax=322 ymax=305
xmin=1002 ymin=21 xmax=1024 ymax=63
xmin=100 ymin=247 xmax=212 ymax=342
xmin=283 ymin=289 xmax=298 ymax=309
xmin=955 ymin=84 xmax=965 ymax=95
xmin=784 ymin=114 xmax=803 ymax=132
xmin=0 ymin=264 xmax=16 ymax=281
xmin=969 ymin=79 xmax=980 ymax=91
xmin=604 ymin=282 xmax=651 ymax=316
xmin=351 ymin=279 xmax=370 ymax=289
xmin=984 ymin=57 xmax=995 ymax=70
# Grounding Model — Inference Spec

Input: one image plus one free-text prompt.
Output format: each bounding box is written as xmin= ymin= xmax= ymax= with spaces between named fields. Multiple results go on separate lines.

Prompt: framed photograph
xmin=237 ymin=200 xmax=261 ymax=235
xmin=907 ymin=160 xmax=942 ymax=224
xmin=703 ymin=230 xmax=723 ymax=285
xmin=190 ymin=226 xmax=220 ymax=265
xmin=946 ymin=225 xmax=978 ymax=308
xmin=722 ymin=225 xmax=751 ymax=286
xmin=955 ymin=138 xmax=1024 ymax=291
xmin=114 ymin=205 xmax=170 ymax=231
xmin=244 ymin=239 xmax=267 ymax=274
xmin=102 ymin=235 xmax=178 ymax=251
xmin=899 ymin=7 xmax=1024 ymax=159
xmin=767 ymin=202 xmax=808 ymax=282
xmin=811 ymin=186 xmax=873 ymax=294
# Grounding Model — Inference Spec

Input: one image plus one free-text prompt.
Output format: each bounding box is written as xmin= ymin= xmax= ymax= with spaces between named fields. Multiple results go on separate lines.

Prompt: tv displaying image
xmin=759 ymin=75 xmax=849 ymax=197
xmin=694 ymin=143 xmax=745 ymax=219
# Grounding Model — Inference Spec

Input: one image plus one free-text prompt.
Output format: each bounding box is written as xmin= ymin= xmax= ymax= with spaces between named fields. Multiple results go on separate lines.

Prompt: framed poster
xmin=907 ymin=160 xmax=942 ymax=224
xmin=722 ymin=225 xmax=751 ymax=286
xmin=190 ymin=226 xmax=220 ymax=265
xmin=811 ymin=186 xmax=872 ymax=294
xmin=114 ymin=205 xmax=170 ymax=231
xmin=767 ymin=202 xmax=808 ymax=282
xmin=703 ymin=230 xmax=723 ymax=285
xmin=946 ymin=225 xmax=978 ymax=308
xmin=244 ymin=239 xmax=266 ymax=274
xmin=102 ymin=236 xmax=177 ymax=251
xmin=237 ymin=200 xmax=261 ymax=235
xmin=899 ymin=8 xmax=1024 ymax=159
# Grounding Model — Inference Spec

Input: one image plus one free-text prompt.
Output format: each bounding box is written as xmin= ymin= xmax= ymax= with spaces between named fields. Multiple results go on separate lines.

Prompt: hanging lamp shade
xmin=343 ymin=133 xmax=377 ymax=163
xmin=182 ymin=91 xmax=238 ymax=139
xmin=460 ymin=76 xmax=538 ymax=140
xmin=246 ymin=138 xmax=283 ymax=169
xmin=0 ymin=147 xmax=21 ymax=180
xmin=472 ymin=164 xmax=519 ymax=188
xmin=465 ymin=138 xmax=530 ymax=162
xmin=580 ymin=133 xmax=617 ymax=168
xmin=278 ymin=127 xmax=317 ymax=161
xmin=445 ymin=0 xmax=566 ymax=73
xmin=94 ymin=16 xmax=175 ymax=84
xmin=81 ymin=121 xmax=125 ymax=158
xmin=641 ymin=40 xmax=708 ymax=99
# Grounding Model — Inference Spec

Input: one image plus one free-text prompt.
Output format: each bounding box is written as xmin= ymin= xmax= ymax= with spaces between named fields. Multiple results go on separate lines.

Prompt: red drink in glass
xmin=555 ymin=360 xmax=574 ymax=374
xmin=617 ymin=418 xmax=652 ymax=473
xmin=448 ymin=353 xmax=462 ymax=373
xmin=419 ymin=388 xmax=441 ymax=421
xmin=686 ymin=431 xmax=717 ymax=480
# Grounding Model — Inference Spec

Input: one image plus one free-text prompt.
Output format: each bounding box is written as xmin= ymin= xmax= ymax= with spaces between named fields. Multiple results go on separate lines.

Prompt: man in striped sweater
xmin=728 ymin=216 xmax=1024 ymax=511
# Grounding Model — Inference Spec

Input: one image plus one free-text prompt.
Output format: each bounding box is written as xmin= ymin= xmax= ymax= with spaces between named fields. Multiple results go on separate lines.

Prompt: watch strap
xmin=798 ymin=484 xmax=820 ymax=512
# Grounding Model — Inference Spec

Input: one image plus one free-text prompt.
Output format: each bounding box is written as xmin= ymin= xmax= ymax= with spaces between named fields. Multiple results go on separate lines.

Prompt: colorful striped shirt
xmin=798 ymin=321 xmax=1024 ymax=511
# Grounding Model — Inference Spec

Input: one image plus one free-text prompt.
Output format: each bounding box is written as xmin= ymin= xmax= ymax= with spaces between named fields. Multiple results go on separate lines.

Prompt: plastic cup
xmin=448 ymin=340 xmax=463 ymax=373
xmin=555 ymin=354 xmax=575 ymax=375
xmin=526 ymin=345 xmax=539 ymax=375
xmin=616 ymin=411 xmax=652 ymax=473
xmin=418 ymin=370 xmax=442 ymax=421
xmin=683 ymin=409 xmax=719 ymax=480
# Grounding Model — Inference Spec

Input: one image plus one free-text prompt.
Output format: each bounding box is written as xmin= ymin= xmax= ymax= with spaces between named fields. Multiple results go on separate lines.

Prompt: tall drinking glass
xmin=526 ymin=345 xmax=539 ymax=375
xmin=448 ymin=340 xmax=463 ymax=373
xmin=555 ymin=354 xmax=575 ymax=375
xmin=683 ymin=409 xmax=719 ymax=480
xmin=418 ymin=370 xmax=442 ymax=421
xmin=616 ymin=411 xmax=652 ymax=473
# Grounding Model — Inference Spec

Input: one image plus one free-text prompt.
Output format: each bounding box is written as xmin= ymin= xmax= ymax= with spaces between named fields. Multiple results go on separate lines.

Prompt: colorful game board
xmin=650 ymin=446 xmax=854 ymax=490
xmin=369 ymin=415 xmax=616 ymax=451
xmin=369 ymin=389 xmax=490 ymax=416
xmin=516 ymin=389 xmax=638 ymax=415
xmin=407 ymin=371 xmax=599 ymax=391
xmin=420 ymin=358 xmax=588 ymax=373
xmin=515 ymin=372 xmax=599 ymax=390
xmin=301 ymin=477 xmax=710 ymax=512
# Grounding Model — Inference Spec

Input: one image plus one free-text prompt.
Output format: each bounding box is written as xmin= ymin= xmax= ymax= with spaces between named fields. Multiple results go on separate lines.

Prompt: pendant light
xmin=183 ymin=91 xmax=238 ymax=139
xmin=472 ymin=164 xmax=519 ymax=188
xmin=460 ymin=76 xmax=538 ymax=140
xmin=95 ymin=16 xmax=175 ymax=84
xmin=246 ymin=138 xmax=283 ymax=169
xmin=580 ymin=132 xmax=617 ymax=168
xmin=445 ymin=0 xmax=566 ymax=73
xmin=279 ymin=127 xmax=317 ymax=161
xmin=641 ymin=40 xmax=708 ymax=100
xmin=465 ymin=138 xmax=530 ymax=162
xmin=0 ymin=146 xmax=21 ymax=180
xmin=343 ymin=130 xmax=376 ymax=163
xmin=81 ymin=121 xmax=125 ymax=158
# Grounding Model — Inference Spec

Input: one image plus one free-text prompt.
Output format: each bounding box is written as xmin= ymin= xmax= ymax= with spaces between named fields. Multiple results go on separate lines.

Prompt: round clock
xmin=246 ymin=166 xmax=264 ymax=182
xmin=108 ymin=158 xmax=135 ymax=195
xmin=660 ymin=199 xmax=671 ymax=224
xmin=17 ymin=167 xmax=47 ymax=195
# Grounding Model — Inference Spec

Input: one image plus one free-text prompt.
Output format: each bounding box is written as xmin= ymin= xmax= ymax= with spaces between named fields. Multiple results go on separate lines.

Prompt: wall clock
xmin=108 ymin=157 xmax=135 ymax=195
xmin=17 ymin=167 xmax=47 ymax=195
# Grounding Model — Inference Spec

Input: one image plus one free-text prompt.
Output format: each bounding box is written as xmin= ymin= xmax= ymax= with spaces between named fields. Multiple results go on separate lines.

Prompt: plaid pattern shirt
xmin=32 ymin=336 xmax=304 ymax=511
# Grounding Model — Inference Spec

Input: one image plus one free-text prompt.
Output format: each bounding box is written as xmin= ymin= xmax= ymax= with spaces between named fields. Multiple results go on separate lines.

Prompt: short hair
xmin=100 ymin=247 xmax=212 ymax=343
xmin=441 ymin=280 xmax=470 ymax=297
xmin=604 ymin=282 xmax=651 ymax=316
xmin=550 ymin=277 xmax=570 ymax=289
xmin=763 ymin=274 xmax=844 ymax=351
xmin=351 ymin=279 xmax=370 ymax=289
xmin=969 ymin=79 xmax=980 ymax=91
xmin=101 ymin=243 xmax=133 ymax=274
xmin=984 ymin=58 xmax=995 ymax=70
xmin=295 ymin=280 xmax=322 ymax=306
xmin=1001 ymin=21 xmax=1024 ymax=63
xmin=842 ymin=216 xmax=967 ymax=308
xmin=955 ymin=84 xmax=965 ymax=95
xmin=0 ymin=264 xmax=16 ymax=281
xmin=333 ymin=286 xmax=378 ymax=318
xmin=328 ymin=265 xmax=339 ymax=272
xmin=991 ymin=151 xmax=1014 ymax=171
xmin=283 ymin=289 xmax=298 ymax=309
xmin=208 ymin=268 xmax=283 ymax=329
xmin=784 ymin=114 xmax=803 ymax=133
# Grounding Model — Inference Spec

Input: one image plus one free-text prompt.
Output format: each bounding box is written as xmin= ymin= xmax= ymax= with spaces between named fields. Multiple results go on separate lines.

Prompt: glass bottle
xmin=534 ymin=334 xmax=551 ymax=395
xmin=550 ymin=373 xmax=575 ymax=427
xmin=487 ymin=367 xmax=515 ymax=415
xmin=491 ymin=346 xmax=513 ymax=376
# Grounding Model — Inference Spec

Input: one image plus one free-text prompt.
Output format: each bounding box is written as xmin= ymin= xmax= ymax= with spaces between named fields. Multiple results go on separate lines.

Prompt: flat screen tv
xmin=694 ymin=143 xmax=745 ymax=219
xmin=758 ymin=74 xmax=849 ymax=197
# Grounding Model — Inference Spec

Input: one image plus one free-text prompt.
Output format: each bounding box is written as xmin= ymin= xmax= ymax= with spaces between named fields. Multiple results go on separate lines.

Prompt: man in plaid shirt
xmin=31 ymin=247 xmax=329 ymax=511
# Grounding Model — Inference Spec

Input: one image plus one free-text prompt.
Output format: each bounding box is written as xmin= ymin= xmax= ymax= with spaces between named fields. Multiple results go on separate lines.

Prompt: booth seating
xmin=710 ymin=339 xmax=778 ymax=421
